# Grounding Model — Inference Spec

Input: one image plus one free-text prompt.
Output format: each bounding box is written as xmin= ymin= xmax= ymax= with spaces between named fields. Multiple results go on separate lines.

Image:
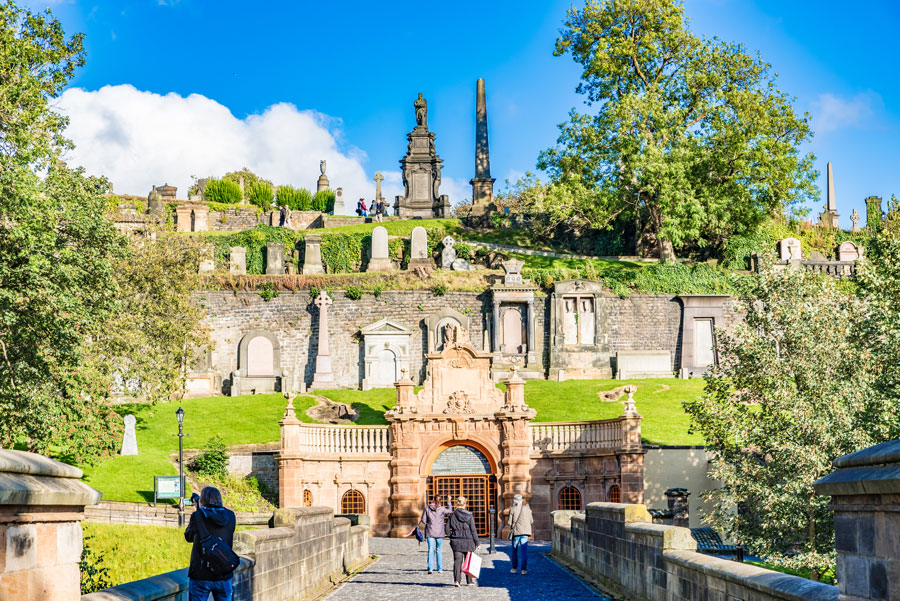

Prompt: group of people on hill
xmin=356 ymin=197 xmax=388 ymax=221
xmin=417 ymin=493 xmax=533 ymax=587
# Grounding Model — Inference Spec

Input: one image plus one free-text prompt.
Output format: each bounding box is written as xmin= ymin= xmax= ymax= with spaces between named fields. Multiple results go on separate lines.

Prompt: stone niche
xmin=489 ymin=264 xmax=543 ymax=380
xmin=677 ymin=295 xmax=730 ymax=378
xmin=185 ymin=345 xmax=221 ymax=398
xmin=231 ymin=329 xmax=283 ymax=396
xmin=360 ymin=319 xmax=412 ymax=390
xmin=548 ymin=279 xmax=609 ymax=380
xmin=424 ymin=308 xmax=471 ymax=354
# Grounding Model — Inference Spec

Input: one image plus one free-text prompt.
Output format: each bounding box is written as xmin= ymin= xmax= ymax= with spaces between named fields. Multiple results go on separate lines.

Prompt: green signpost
xmin=154 ymin=475 xmax=181 ymax=507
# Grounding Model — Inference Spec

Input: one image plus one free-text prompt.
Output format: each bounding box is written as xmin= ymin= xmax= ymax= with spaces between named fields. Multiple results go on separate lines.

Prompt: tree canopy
xmin=539 ymin=0 xmax=817 ymax=262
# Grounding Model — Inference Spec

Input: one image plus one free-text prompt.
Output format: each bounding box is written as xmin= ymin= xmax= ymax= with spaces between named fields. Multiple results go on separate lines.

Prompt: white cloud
xmin=810 ymin=91 xmax=881 ymax=135
xmin=55 ymin=85 xmax=374 ymax=216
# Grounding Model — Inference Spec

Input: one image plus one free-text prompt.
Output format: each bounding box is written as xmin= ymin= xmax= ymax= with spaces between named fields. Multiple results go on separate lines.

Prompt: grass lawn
xmin=321 ymin=218 xmax=462 ymax=236
xmin=83 ymin=522 xmax=190 ymax=587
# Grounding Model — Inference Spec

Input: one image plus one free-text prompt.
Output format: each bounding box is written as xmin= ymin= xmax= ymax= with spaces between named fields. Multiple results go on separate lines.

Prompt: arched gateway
xmin=427 ymin=443 xmax=497 ymax=536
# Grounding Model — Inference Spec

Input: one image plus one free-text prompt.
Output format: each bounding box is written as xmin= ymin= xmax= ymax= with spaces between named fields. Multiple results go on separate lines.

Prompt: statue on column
xmin=414 ymin=93 xmax=428 ymax=129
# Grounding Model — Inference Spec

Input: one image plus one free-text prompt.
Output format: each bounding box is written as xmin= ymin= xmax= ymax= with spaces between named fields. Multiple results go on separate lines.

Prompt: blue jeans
xmin=426 ymin=537 xmax=443 ymax=571
xmin=511 ymin=535 xmax=529 ymax=571
xmin=189 ymin=578 xmax=232 ymax=601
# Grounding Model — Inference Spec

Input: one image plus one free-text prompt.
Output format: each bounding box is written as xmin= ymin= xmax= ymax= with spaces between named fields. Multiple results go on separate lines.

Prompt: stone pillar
xmin=229 ymin=246 xmax=246 ymax=275
xmin=665 ymin=488 xmax=690 ymax=528
xmin=265 ymin=242 xmax=284 ymax=275
xmin=492 ymin=300 xmax=501 ymax=355
xmin=192 ymin=204 xmax=209 ymax=232
xmin=302 ymin=234 xmax=324 ymax=275
xmin=277 ymin=397 xmax=303 ymax=509
xmin=0 ymin=450 xmax=101 ymax=600
xmin=470 ymin=78 xmax=496 ymax=217
xmin=525 ymin=300 xmax=536 ymax=367
xmin=386 ymin=417 xmax=422 ymax=537
xmin=310 ymin=291 xmax=337 ymax=389
xmin=618 ymin=385 xmax=645 ymax=504
xmin=498 ymin=370 xmax=535 ymax=536
xmin=814 ymin=439 xmax=900 ymax=601
xmin=174 ymin=204 xmax=193 ymax=233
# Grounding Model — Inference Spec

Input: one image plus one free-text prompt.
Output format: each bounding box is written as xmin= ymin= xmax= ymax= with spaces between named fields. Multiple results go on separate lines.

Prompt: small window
xmin=341 ymin=489 xmax=365 ymax=514
xmin=608 ymin=485 xmax=621 ymax=504
xmin=302 ymin=489 xmax=313 ymax=507
xmin=558 ymin=486 xmax=582 ymax=511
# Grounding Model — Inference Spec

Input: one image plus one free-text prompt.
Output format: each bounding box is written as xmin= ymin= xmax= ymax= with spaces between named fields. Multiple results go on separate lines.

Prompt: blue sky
xmin=28 ymin=0 xmax=900 ymax=225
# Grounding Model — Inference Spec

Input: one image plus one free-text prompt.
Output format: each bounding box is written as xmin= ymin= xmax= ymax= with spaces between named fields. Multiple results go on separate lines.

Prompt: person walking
xmin=507 ymin=493 xmax=533 ymax=575
xmin=419 ymin=495 xmax=452 ymax=574
xmin=448 ymin=496 xmax=479 ymax=587
xmin=184 ymin=486 xmax=237 ymax=600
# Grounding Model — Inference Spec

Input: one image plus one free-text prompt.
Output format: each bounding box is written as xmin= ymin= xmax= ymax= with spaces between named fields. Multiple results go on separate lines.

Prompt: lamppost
xmin=488 ymin=506 xmax=495 ymax=554
xmin=176 ymin=406 xmax=185 ymax=527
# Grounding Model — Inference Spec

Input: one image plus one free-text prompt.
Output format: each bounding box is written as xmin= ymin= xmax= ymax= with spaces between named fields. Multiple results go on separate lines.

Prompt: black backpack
xmin=194 ymin=509 xmax=240 ymax=577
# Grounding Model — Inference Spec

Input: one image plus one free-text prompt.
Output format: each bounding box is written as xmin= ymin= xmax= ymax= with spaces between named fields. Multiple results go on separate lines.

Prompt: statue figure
xmin=414 ymin=93 xmax=427 ymax=129
xmin=320 ymin=160 xmax=327 ymax=175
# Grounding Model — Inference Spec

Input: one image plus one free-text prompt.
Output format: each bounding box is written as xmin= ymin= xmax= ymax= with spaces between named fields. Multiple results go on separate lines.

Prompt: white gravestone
xmin=367 ymin=226 xmax=394 ymax=272
xmin=120 ymin=414 xmax=138 ymax=456
xmin=837 ymin=241 xmax=860 ymax=262
xmin=779 ymin=237 xmax=802 ymax=261
xmin=229 ymin=247 xmax=246 ymax=275
xmin=408 ymin=226 xmax=431 ymax=271
xmin=441 ymin=236 xmax=456 ymax=268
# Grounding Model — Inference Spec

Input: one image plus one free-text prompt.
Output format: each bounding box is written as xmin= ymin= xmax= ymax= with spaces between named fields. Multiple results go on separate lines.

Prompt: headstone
xmin=266 ymin=242 xmax=284 ymax=274
xmin=310 ymin=291 xmax=337 ymax=389
xmin=394 ymin=94 xmax=451 ymax=218
xmin=374 ymin=171 xmax=384 ymax=202
xmin=850 ymin=209 xmax=861 ymax=233
xmin=229 ymin=247 xmax=246 ymax=275
xmin=247 ymin=336 xmax=274 ymax=376
xmin=809 ymin=250 xmax=827 ymax=262
xmin=779 ymin=237 xmax=802 ymax=261
xmin=502 ymin=307 xmax=524 ymax=353
xmin=441 ymin=235 xmax=456 ymax=268
xmin=501 ymin=259 xmax=525 ymax=285
xmin=360 ymin=319 xmax=412 ymax=390
xmin=333 ymin=187 xmax=345 ymax=217
xmin=451 ymin=258 xmax=477 ymax=271
xmin=120 ymin=414 xmax=138 ymax=456
xmin=367 ymin=226 xmax=394 ymax=272
xmin=302 ymin=234 xmax=324 ymax=274
xmin=407 ymin=226 xmax=431 ymax=271
xmin=147 ymin=187 xmax=165 ymax=215
xmin=837 ymin=241 xmax=860 ymax=262
xmin=317 ymin=159 xmax=330 ymax=192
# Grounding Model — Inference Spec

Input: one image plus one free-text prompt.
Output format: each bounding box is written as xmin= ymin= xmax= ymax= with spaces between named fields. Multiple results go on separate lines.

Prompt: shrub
xmin=431 ymin=282 xmax=448 ymax=296
xmin=248 ymin=181 xmax=274 ymax=209
xmin=80 ymin=535 xmax=114 ymax=594
xmin=454 ymin=241 xmax=474 ymax=260
xmin=258 ymin=282 xmax=279 ymax=302
xmin=372 ymin=283 xmax=384 ymax=298
xmin=345 ymin=285 xmax=363 ymax=300
xmin=320 ymin=233 xmax=364 ymax=273
xmin=277 ymin=185 xmax=312 ymax=211
xmin=191 ymin=436 xmax=228 ymax=478
xmin=197 ymin=474 xmax=276 ymax=512
xmin=203 ymin=179 xmax=242 ymax=204
xmin=312 ymin=189 xmax=336 ymax=213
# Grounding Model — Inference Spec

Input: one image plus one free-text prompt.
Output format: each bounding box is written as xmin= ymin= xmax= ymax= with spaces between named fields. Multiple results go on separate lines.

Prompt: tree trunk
xmin=647 ymin=202 xmax=676 ymax=264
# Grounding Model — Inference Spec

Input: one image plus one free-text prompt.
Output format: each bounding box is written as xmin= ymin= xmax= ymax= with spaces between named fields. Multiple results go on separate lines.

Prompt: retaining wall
xmin=82 ymin=506 xmax=368 ymax=601
xmin=552 ymin=503 xmax=838 ymax=601
xmin=84 ymin=500 xmax=272 ymax=528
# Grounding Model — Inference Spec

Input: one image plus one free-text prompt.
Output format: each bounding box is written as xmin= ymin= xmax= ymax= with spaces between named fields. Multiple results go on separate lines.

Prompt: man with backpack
xmin=184 ymin=486 xmax=238 ymax=601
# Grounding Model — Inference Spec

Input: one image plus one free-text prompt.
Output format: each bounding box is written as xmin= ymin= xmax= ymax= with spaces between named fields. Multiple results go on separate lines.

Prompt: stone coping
xmin=813 ymin=463 xmax=900 ymax=496
xmin=0 ymin=472 xmax=102 ymax=507
xmin=664 ymin=550 xmax=838 ymax=601
xmin=0 ymin=449 xmax=83 ymax=479
xmin=832 ymin=439 xmax=900 ymax=469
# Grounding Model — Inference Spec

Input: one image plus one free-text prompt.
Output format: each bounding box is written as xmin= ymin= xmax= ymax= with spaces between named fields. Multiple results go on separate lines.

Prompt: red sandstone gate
xmin=426 ymin=444 xmax=498 ymax=536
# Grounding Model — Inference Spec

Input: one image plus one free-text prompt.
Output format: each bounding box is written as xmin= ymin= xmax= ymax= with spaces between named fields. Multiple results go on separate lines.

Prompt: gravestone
xmin=333 ymin=187 xmax=345 ymax=217
xmin=501 ymin=259 xmax=525 ymax=285
xmin=367 ymin=226 xmax=394 ymax=272
xmin=502 ymin=307 xmax=524 ymax=353
xmin=809 ymin=250 xmax=827 ymax=262
xmin=451 ymin=258 xmax=476 ymax=271
xmin=198 ymin=245 xmax=214 ymax=273
xmin=394 ymin=93 xmax=451 ymax=218
xmin=850 ymin=208 xmax=861 ymax=233
xmin=310 ymin=291 xmax=337 ymax=389
xmin=441 ymin=236 xmax=456 ymax=268
xmin=779 ymin=237 xmax=802 ymax=261
xmin=266 ymin=242 xmax=284 ymax=274
xmin=408 ymin=226 xmax=431 ymax=271
xmin=837 ymin=241 xmax=860 ymax=262
xmin=120 ymin=414 xmax=138 ymax=456
xmin=229 ymin=247 xmax=247 ymax=275
xmin=302 ymin=234 xmax=324 ymax=274
xmin=360 ymin=319 xmax=412 ymax=390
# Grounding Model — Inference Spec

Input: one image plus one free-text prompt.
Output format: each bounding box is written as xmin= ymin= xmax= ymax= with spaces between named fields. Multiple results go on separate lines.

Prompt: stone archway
xmin=426 ymin=443 xmax=497 ymax=536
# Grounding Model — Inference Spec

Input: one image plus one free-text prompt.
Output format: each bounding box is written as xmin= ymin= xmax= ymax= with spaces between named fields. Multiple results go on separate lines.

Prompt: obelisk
xmin=820 ymin=161 xmax=839 ymax=229
xmin=470 ymin=78 xmax=496 ymax=216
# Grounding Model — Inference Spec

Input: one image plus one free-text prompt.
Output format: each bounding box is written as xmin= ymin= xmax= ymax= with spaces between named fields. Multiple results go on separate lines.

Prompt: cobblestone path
xmin=325 ymin=538 xmax=606 ymax=600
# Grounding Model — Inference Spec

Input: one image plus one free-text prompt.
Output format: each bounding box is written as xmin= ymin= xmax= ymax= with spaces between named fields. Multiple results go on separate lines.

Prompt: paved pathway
xmin=325 ymin=538 xmax=607 ymax=600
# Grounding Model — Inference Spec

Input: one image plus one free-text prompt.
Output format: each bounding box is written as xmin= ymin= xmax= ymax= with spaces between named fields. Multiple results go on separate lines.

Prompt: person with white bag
xmin=507 ymin=493 xmax=534 ymax=574
xmin=448 ymin=496 xmax=480 ymax=587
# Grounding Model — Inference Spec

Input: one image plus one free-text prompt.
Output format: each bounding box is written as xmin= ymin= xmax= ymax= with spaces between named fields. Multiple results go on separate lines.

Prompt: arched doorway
xmin=426 ymin=443 xmax=497 ymax=536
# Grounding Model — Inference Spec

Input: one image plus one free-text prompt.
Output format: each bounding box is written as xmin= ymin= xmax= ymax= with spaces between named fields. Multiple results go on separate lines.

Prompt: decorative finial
xmin=623 ymin=385 xmax=637 ymax=415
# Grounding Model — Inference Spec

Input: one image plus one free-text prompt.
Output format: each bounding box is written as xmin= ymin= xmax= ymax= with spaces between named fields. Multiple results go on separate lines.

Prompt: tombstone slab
xmin=229 ymin=247 xmax=247 ymax=275
xmin=451 ymin=258 xmax=476 ymax=271
xmin=407 ymin=226 xmax=432 ymax=271
xmin=302 ymin=234 xmax=324 ymax=274
xmin=266 ymin=242 xmax=285 ymax=275
xmin=837 ymin=241 xmax=860 ymax=262
xmin=120 ymin=414 xmax=138 ymax=455
xmin=779 ymin=237 xmax=802 ymax=261
xmin=441 ymin=236 xmax=457 ymax=268
xmin=367 ymin=226 xmax=394 ymax=272
xmin=333 ymin=187 xmax=346 ymax=217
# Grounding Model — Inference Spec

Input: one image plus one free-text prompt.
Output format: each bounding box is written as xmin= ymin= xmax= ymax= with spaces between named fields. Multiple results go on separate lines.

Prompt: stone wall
xmin=82 ymin=507 xmax=368 ymax=601
xmin=204 ymin=289 xmax=719 ymax=391
xmin=208 ymin=207 xmax=269 ymax=231
xmin=552 ymin=503 xmax=837 ymax=601
xmin=84 ymin=501 xmax=272 ymax=528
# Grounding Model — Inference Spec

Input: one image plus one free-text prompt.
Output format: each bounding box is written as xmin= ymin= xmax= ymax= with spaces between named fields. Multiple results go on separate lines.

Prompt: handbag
xmin=462 ymin=551 xmax=482 ymax=579
xmin=193 ymin=509 xmax=240 ymax=578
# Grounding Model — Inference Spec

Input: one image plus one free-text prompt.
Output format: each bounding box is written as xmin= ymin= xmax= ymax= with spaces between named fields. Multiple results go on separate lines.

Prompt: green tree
xmin=540 ymin=0 xmax=816 ymax=262
xmin=276 ymin=185 xmax=312 ymax=211
xmin=684 ymin=264 xmax=893 ymax=580
xmin=312 ymin=189 xmax=335 ymax=213
xmin=247 ymin=181 xmax=274 ymax=209
xmin=222 ymin=168 xmax=270 ymax=201
xmin=203 ymin=178 xmax=242 ymax=204
xmin=0 ymin=3 xmax=126 ymax=461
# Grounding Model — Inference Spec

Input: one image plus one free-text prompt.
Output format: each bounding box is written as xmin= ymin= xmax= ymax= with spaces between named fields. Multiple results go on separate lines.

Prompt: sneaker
xmin=521 ymin=569 xmax=527 ymax=575
xmin=428 ymin=570 xmax=432 ymax=574
xmin=511 ymin=569 xmax=518 ymax=573
xmin=454 ymin=582 xmax=460 ymax=587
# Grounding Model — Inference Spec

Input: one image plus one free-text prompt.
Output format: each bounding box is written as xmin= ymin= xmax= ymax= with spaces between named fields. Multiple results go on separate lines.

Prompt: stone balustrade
xmin=530 ymin=419 xmax=625 ymax=453
xmin=294 ymin=424 xmax=391 ymax=455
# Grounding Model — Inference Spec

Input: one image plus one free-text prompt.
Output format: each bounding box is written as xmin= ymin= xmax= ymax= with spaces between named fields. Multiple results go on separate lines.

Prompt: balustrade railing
xmin=295 ymin=424 xmax=392 ymax=455
xmin=529 ymin=419 xmax=624 ymax=452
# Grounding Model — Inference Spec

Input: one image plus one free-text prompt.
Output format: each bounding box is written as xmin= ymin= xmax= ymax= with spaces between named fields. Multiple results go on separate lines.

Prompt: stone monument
xmin=147 ymin=186 xmax=165 ymax=215
xmin=302 ymin=235 xmax=324 ymax=274
xmin=470 ymin=78 xmax=496 ymax=216
xmin=317 ymin=160 xmax=330 ymax=193
xmin=779 ymin=237 xmax=802 ymax=261
xmin=850 ymin=208 xmax=860 ymax=233
xmin=407 ymin=226 xmax=432 ymax=271
xmin=334 ymin=187 xmax=345 ymax=216
xmin=266 ymin=242 xmax=284 ymax=274
xmin=311 ymin=291 xmax=337 ymax=389
xmin=394 ymin=93 xmax=451 ymax=218
xmin=819 ymin=161 xmax=840 ymax=229
xmin=441 ymin=235 xmax=456 ymax=268
xmin=837 ymin=240 xmax=860 ymax=262
xmin=229 ymin=247 xmax=246 ymax=275
xmin=374 ymin=171 xmax=384 ymax=203
xmin=367 ymin=225 xmax=394 ymax=272
xmin=120 ymin=414 xmax=138 ymax=455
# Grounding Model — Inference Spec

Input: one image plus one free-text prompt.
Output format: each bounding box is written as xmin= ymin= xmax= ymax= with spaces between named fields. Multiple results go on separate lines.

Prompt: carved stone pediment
xmin=414 ymin=341 xmax=505 ymax=414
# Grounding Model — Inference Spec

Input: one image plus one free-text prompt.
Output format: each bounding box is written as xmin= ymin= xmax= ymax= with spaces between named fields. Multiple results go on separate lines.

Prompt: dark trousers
xmin=452 ymin=550 xmax=473 ymax=584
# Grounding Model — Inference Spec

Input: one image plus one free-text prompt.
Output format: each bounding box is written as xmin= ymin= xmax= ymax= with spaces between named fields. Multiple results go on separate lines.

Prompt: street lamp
xmin=176 ymin=406 xmax=185 ymax=527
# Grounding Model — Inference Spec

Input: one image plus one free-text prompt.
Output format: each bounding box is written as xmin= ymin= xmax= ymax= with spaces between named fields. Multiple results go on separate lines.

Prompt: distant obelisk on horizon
xmin=820 ymin=161 xmax=840 ymax=229
xmin=470 ymin=78 xmax=496 ymax=216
